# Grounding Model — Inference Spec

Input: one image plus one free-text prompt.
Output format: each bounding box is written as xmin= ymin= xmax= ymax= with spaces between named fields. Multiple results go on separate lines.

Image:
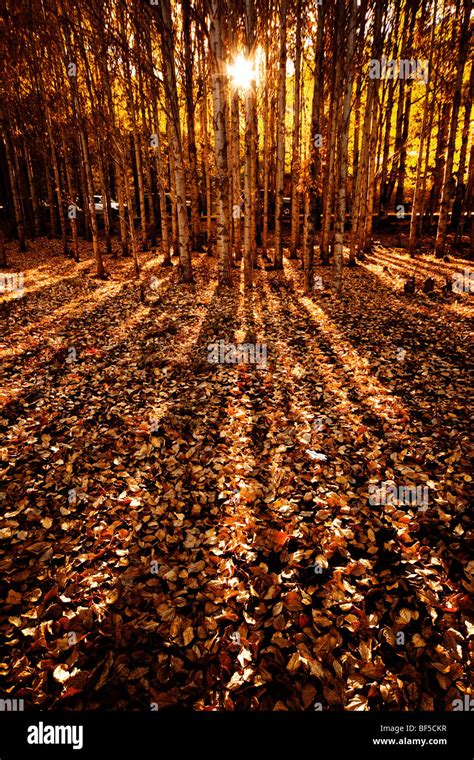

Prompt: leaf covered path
xmin=1 ymin=241 xmax=472 ymax=710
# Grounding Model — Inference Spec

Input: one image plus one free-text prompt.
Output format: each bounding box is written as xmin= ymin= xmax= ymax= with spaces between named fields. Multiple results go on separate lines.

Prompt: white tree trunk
xmin=209 ymin=0 xmax=232 ymax=286
xmin=274 ymin=0 xmax=287 ymax=269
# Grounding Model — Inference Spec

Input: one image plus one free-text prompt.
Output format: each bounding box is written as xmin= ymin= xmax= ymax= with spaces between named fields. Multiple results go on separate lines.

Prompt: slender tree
xmin=274 ymin=0 xmax=287 ymax=269
xmin=435 ymin=0 xmax=471 ymax=257
xmin=154 ymin=0 xmax=193 ymax=282
xmin=334 ymin=0 xmax=357 ymax=292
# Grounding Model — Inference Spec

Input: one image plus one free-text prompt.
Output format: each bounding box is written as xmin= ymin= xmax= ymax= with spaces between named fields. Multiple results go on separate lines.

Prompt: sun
xmin=227 ymin=55 xmax=256 ymax=90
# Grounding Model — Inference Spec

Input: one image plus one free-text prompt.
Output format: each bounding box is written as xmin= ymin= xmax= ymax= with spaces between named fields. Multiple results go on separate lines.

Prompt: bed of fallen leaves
xmin=0 ymin=236 xmax=472 ymax=711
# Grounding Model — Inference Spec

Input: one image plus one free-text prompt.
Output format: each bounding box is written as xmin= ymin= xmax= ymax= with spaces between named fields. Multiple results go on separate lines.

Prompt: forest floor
xmin=0 ymin=237 xmax=472 ymax=710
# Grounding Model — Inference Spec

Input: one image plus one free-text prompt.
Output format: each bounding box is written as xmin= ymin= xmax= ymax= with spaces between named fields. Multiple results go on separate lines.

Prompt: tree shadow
xmin=1 ymin=255 xmax=470 ymax=712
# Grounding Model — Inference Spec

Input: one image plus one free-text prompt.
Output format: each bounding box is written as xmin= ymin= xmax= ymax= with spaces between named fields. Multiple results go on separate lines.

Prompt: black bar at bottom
xmin=0 ymin=711 xmax=472 ymax=759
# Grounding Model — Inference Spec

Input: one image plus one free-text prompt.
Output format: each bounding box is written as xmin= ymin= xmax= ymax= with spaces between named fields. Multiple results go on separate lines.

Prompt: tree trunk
xmin=80 ymin=125 xmax=107 ymax=278
xmin=151 ymin=98 xmax=171 ymax=265
xmin=250 ymin=68 xmax=258 ymax=268
xmin=452 ymin=62 xmax=473 ymax=238
xmin=262 ymin=15 xmax=271 ymax=255
xmin=351 ymin=3 xmax=381 ymax=262
xmin=0 ymin=108 xmax=27 ymax=252
xmin=244 ymin=88 xmax=253 ymax=289
xmin=199 ymin=43 xmax=213 ymax=253
xmin=273 ymin=0 xmax=287 ymax=269
xmin=409 ymin=0 xmax=437 ymax=256
xmin=320 ymin=20 xmax=339 ymax=266
xmin=121 ymin=140 xmax=140 ymax=278
xmin=156 ymin=0 xmax=193 ymax=282
xmin=101 ymin=45 xmax=128 ymax=258
xmin=129 ymin=84 xmax=148 ymax=251
xmin=334 ymin=0 xmax=357 ymax=292
xmin=304 ymin=0 xmax=324 ymax=291
xmin=139 ymin=67 xmax=157 ymax=244
xmin=394 ymin=2 xmax=418 ymax=210
xmin=182 ymin=0 xmax=202 ymax=252
xmin=378 ymin=77 xmax=395 ymax=215
xmin=60 ymin=124 xmax=80 ymax=262
xmin=44 ymin=101 xmax=68 ymax=256
xmin=72 ymin=75 xmax=106 ymax=276
xmin=0 ymin=228 xmax=6 ymax=267
xmin=435 ymin=0 xmax=470 ymax=257
xmin=167 ymin=119 xmax=179 ymax=258
xmin=230 ymin=91 xmax=242 ymax=262
xmin=466 ymin=142 xmax=474 ymax=256
xmin=57 ymin=0 xmax=106 ymax=277
xmin=428 ymin=102 xmax=450 ymax=226
xmin=25 ymin=145 xmax=41 ymax=238
xmin=289 ymin=0 xmax=302 ymax=259
xmin=351 ymin=0 xmax=368 ymax=215
xmin=209 ymin=0 xmax=232 ymax=286
xmin=419 ymin=17 xmax=442 ymax=235
xmin=98 ymin=152 xmax=112 ymax=256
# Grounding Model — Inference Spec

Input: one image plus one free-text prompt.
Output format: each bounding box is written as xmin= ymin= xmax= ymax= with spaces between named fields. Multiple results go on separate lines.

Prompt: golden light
xmin=227 ymin=55 xmax=256 ymax=90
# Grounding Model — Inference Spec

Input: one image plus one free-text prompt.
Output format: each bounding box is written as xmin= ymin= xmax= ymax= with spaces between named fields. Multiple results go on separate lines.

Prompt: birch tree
xmin=274 ymin=0 xmax=287 ymax=270
xmin=435 ymin=0 xmax=471 ymax=257
xmin=333 ymin=0 xmax=357 ymax=292
xmin=289 ymin=0 xmax=302 ymax=259
xmin=154 ymin=0 xmax=193 ymax=282
xmin=303 ymin=0 xmax=324 ymax=292
xmin=209 ymin=0 xmax=232 ymax=286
